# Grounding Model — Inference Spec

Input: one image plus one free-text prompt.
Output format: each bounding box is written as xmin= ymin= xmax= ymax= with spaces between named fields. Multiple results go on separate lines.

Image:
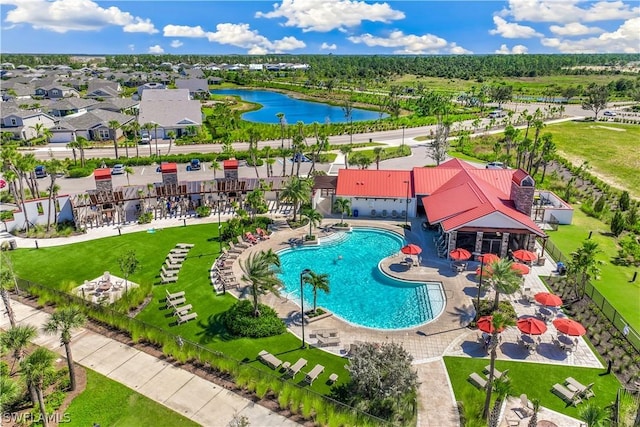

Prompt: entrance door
xmin=482 ymin=238 xmax=501 ymax=255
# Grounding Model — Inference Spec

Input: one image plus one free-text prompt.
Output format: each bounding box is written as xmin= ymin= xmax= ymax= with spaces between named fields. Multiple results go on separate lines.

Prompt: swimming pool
xmin=277 ymin=228 xmax=445 ymax=330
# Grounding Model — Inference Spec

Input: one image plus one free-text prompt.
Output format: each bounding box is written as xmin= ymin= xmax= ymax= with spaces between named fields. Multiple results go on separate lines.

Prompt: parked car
xmin=186 ymin=159 xmax=201 ymax=171
xmin=111 ymin=164 xmax=126 ymax=175
xmin=139 ymin=131 xmax=151 ymax=144
xmin=488 ymin=110 xmax=506 ymax=119
xmin=486 ymin=161 xmax=506 ymax=169
xmin=291 ymin=153 xmax=311 ymax=163
xmin=35 ymin=165 xmax=47 ymax=178
xmin=603 ymin=110 xmax=616 ymax=117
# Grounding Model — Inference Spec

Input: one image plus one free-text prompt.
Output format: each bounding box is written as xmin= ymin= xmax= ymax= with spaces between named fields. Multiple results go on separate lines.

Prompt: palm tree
xmin=166 ymin=130 xmax=176 ymax=155
xmin=74 ymin=136 xmax=89 ymax=167
xmin=340 ymin=145 xmax=353 ymax=169
xmin=302 ymin=207 xmax=322 ymax=239
xmin=240 ymin=250 xmax=282 ymax=317
xmin=526 ymin=399 xmax=540 ymax=427
xmin=578 ymin=402 xmax=610 ymax=427
xmin=0 ymin=324 xmax=37 ymax=374
xmin=124 ymin=166 xmax=134 ymax=186
xmin=373 ymin=147 xmax=383 ymax=170
xmin=277 ymin=112 xmax=287 ymax=176
xmin=45 ymin=159 xmax=65 ymax=231
xmin=488 ymin=259 xmax=522 ymax=310
xmin=0 ymin=376 xmax=20 ymax=413
xmin=333 ymin=197 xmax=351 ymax=225
xmin=0 ymin=252 xmax=18 ymax=327
xmin=302 ymin=270 xmax=330 ymax=314
xmin=21 ymin=347 xmax=56 ymax=427
xmin=42 ymin=306 xmax=87 ymax=391
xmin=489 ymin=376 xmax=512 ymax=427
xmin=142 ymin=123 xmax=154 ymax=157
xmin=108 ymin=120 xmax=121 ymax=159
xmin=210 ymin=155 xmax=221 ymax=179
xmin=482 ymin=312 xmax=515 ymax=420
xmin=280 ymin=176 xmax=311 ymax=222
xmin=129 ymin=120 xmax=141 ymax=157
xmin=248 ymin=128 xmax=261 ymax=178
xmin=567 ymin=239 xmax=602 ymax=299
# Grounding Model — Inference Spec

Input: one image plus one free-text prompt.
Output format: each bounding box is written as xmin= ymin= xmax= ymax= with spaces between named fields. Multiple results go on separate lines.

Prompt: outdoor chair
xmin=256 ymin=228 xmax=270 ymax=239
xmin=173 ymin=304 xmax=192 ymax=316
xmin=244 ymin=232 xmax=259 ymax=245
xmin=161 ymin=273 xmax=179 ymax=284
xmin=177 ymin=311 xmax=197 ymax=325
xmin=305 ymin=364 xmax=325 ymax=385
xmin=520 ymin=394 xmax=534 ymax=416
xmin=468 ymin=372 xmax=487 ymax=389
xmin=391 ymin=210 xmax=398 ymax=218
xmin=328 ymin=373 xmax=339 ymax=384
xmin=258 ymin=350 xmax=283 ymax=370
xmin=381 ymin=209 xmax=388 ymax=218
xmin=286 ymin=358 xmax=308 ymax=377
xmin=565 ymin=378 xmax=595 ymax=399
xmin=484 ymin=365 xmax=508 ymax=379
xmin=228 ymin=241 xmax=244 ymax=253
xmin=235 ymin=236 xmax=252 ymax=248
xmin=176 ymin=243 xmax=195 ymax=249
xmin=371 ymin=209 xmax=377 ymax=217
xmin=552 ymin=383 xmax=582 ymax=406
xmin=161 ymin=266 xmax=178 ymax=277
xmin=166 ymin=289 xmax=185 ymax=301
xmin=317 ymin=336 xmax=340 ymax=347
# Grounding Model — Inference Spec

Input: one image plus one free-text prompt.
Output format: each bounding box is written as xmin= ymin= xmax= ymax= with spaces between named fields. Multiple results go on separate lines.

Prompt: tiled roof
xmin=336 ymin=169 xmax=412 ymax=198
xmin=161 ymin=163 xmax=177 ymax=173
xmin=94 ymin=168 xmax=111 ymax=179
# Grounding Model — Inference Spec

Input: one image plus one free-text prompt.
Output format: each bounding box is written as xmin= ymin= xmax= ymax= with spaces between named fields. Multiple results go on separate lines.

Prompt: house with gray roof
xmin=175 ymin=79 xmax=209 ymax=99
xmin=48 ymin=109 xmax=134 ymax=144
xmin=86 ymin=79 xmax=121 ymax=98
xmin=137 ymin=88 xmax=202 ymax=139
xmin=34 ymin=84 xmax=79 ymax=99
xmin=89 ymin=98 xmax=139 ymax=114
xmin=48 ymin=98 xmax=99 ymax=117
xmin=0 ymin=105 xmax=57 ymax=140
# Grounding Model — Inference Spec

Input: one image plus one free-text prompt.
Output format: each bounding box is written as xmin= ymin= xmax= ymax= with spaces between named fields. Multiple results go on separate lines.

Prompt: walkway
xmin=1 ymin=299 xmax=299 ymax=427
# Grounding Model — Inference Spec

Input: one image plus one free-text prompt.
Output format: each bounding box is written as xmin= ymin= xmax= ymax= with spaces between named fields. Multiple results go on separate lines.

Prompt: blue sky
xmin=1 ymin=0 xmax=638 ymax=55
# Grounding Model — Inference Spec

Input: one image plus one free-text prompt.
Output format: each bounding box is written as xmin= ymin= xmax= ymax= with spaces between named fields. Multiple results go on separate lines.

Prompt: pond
xmin=211 ymin=88 xmax=386 ymax=124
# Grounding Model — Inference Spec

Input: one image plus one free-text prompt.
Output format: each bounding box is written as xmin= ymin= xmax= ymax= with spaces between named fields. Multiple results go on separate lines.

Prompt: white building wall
xmin=543 ymin=208 xmax=573 ymax=225
xmin=341 ymin=196 xmax=416 ymax=218
xmin=3 ymin=196 xmax=73 ymax=232
xmin=464 ymin=212 xmax=535 ymax=230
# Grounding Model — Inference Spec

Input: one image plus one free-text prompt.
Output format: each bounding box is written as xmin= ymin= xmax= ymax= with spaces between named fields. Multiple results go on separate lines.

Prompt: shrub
xmin=196 ymin=205 xmax=211 ymax=217
xmin=222 ymin=300 xmax=286 ymax=338
xmin=610 ymin=211 xmax=625 ymax=237
xmin=137 ymin=212 xmax=153 ymax=224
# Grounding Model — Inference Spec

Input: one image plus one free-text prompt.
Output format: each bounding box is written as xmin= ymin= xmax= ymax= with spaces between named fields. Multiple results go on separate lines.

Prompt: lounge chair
xmin=166 ymin=289 xmax=185 ymax=301
xmin=228 ymin=241 xmax=244 ymax=254
xmin=235 ymin=236 xmax=252 ymax=248
xmin=167 ymin=255 xmax=186 ymax=264
xmin=566 ymin=377 xmax=595 ymax=399
xmin=256 ymin=228 xmax=270 ymax=239
xmin=161 ymin=266 xmax=178 ymax=277
xmin=221 ymin=248 xmax=238 ymax=259
xmin=305 ymin=364 xmax=325 ymax=385
xmin=176 ymin=243 xmax=195 ymax=249
xmin=286 ymin=358 xmax=308 ymax=377
xmin=484 ymin=365 xmax=508 ymax=379
xmin=244 ymin=232 xmax=259 ymax=245
xmin=177 ymin=311 xmax=197 ymax=325
xmin=161 ymin=273 xmax=179 ymax=284
xmin=468 ymin=372 xmax=487 ymax=389
xmin=166 ymin=296 xmax=186 ymax=308
xmin=173 ymin=303 xmax=192 ymax=316
xmin=258 ymin=350 xmax=283 ymax=370
xmin=170 ymin=248 xmax=190 ymax=255
xmin=552 ymin=383 xmax=582 ymax=406
xmin=317 ymin=336 xmax=340 ymax=347
xmin=165 ymin=260 xmax=181 ymax=270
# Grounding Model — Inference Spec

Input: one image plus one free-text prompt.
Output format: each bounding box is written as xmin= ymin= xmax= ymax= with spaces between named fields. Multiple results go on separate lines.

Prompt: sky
xmin=0 ymin=0 xmax=639 ymax=55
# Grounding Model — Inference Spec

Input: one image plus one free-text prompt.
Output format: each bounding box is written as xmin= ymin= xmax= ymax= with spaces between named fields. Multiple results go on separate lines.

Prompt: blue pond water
xmin=211 ymin=89 xmax=386 ymax=124
xmin=277 ymin=229 xmax=445 ymax=330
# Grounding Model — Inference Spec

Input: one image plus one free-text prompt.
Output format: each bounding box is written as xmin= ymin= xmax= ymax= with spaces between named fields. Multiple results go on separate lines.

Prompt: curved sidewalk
xmin=2 ymin=298 xmax=299 ymax=427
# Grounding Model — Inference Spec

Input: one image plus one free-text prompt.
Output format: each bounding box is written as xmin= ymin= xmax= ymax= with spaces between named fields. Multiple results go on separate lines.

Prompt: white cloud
xmin=170 ymin=40 xmax=183 ymax=48
xmin=495 ymin=43 xmax=529 ymax=54
xmin=449 ymin=43 xmax=472 ymax=55
xmin=148 ymin=44 xmax=164 ymax=54
xmin=256 ymin=0 xmax=404 ymax=32
xmin=163 ymin=25 xmax=207 ymax=38
xmin=489 ymin=16 xmax=542 ymax=38
xmin=541 ymin=17 xmax=640 ymax=53
xmin=549 ymin=22 xmax=604 ymax=36
xmin=348 ymin=30 xmax=469 ymax=55
xmin=502 ymin=0 xmax=639 ymax=23
xmin=3 ymin=0 xmax=158 ymax=34
xmin=320 ymin=42 xmax=337 ymax=50
xmin=128 ymin=44 xmax=135 ymax=51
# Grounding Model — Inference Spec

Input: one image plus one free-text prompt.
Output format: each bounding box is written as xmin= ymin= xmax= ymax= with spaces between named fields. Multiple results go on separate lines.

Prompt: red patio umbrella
xmin=450 ymin=248 xmax=472 ymax=261
xmin=475 ymin=266 xmax=494 ymax=278
xmin=478 ymin=253 xmax=500 ymax=264
xmin=553 ymin=318 xmax=586 ymax=336
xmin=401 ymin=244 xmax=422 ymax=255
xmin=511 ymin=263 xmax=530 ymax=275
xmin=534 ymin=292 xmax=563 ymax=307
xmin=476 ymin=315 xmax=505 ymax=333
xmin=517 ymin=317 xmax=548 ymax=335
xmin=512 ymin=249 xmax=538 ymax=263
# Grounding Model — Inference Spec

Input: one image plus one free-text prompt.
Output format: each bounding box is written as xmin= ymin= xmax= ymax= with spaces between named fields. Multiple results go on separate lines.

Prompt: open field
xmin=8 ymin=224 xmax=349 ymax=395
xmin=545 ymin=121 xmax=640 ymax=198
xmin=545 ymin=209 xmax=640 ymax=331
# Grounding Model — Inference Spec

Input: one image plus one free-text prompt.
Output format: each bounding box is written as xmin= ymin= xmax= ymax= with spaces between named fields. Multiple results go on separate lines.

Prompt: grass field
xmin=544 ymin=121 xmax=640 ymax=198
xmin=66 ymin=369 xmax=198 ymax=426
xmin=545 ymin=209 xmax=640 ymax=331
xmin=8 ymin=224 xmax=349 ymax=395
xmin=444 ymin=356 xmax=620 ymax=420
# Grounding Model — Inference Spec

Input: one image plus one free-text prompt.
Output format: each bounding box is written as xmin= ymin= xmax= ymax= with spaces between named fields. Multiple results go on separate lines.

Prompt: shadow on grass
xmin=195 ymin=312 xmax=234 ymax=344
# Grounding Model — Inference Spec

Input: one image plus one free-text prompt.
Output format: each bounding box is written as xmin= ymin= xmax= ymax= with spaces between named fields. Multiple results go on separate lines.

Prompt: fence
xmin=14 ymin=279 xmax=392 ymax=427
xmin=538 ymin=238 xmax=640 ymax=353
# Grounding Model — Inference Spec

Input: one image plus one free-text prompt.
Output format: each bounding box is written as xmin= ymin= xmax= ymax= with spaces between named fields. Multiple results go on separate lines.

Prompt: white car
xmin=111 ymin=164 xmax=126 ymax=175
xmin=603 ymin=110 xmax=616 ymax=117
xmin=140 ymin=131 xmax=151 ymax=144
xmin=486 ymin=161 xmax=506 ymax=169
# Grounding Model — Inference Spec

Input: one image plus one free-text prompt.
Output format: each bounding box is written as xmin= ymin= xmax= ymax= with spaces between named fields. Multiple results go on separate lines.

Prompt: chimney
xmin=510 ymin=169 xmax=535 ymax=216
xmin=94 ymin=168 xmax=113 ymax=193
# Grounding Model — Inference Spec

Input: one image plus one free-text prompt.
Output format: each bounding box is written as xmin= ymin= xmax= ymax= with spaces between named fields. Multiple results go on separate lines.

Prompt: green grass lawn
xmin=444 ymin=356 xmax=621 ymax=420
xmin=546 ymin=209 xmax=640 ymax=331
xmin=544 ymin=121 xmax=640 ymax=198
xmin=65 ymin=369 xmax=198 ymax=426
xmin=8 ymin=224 xmax=349 ymax=395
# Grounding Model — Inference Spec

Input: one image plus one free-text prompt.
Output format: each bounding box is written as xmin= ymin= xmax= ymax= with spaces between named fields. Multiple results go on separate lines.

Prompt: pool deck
xmin=230 ymin=216 xmax=595 ymax=427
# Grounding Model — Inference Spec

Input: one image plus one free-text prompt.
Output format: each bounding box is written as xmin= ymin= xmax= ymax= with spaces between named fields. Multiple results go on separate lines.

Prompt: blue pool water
xmin=211 ymin=89 xmax=386 ymax=124
xmin=277 ymin=229 xmax=445 ymax=330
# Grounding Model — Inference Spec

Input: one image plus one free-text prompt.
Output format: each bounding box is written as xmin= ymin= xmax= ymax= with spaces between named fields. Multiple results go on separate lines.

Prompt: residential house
xmin=0 ymin=104 xmax=57 ymax=140
xmin=48 ymin=109 xmax=134 ymax=143
xmin=48 ymin=98 xmax=98 ymax=117
xmin=34 ymin=84 xmax=79 ymax=99
xmin=86 ymin=79 xmax=121 ymax=98
xmin=175 ymin=79 xmax=209 ymax=99
xmin=137 ymin=88 xmax=202 ymax=139
xmin=136 ymin=82 xmax=165 ymax=98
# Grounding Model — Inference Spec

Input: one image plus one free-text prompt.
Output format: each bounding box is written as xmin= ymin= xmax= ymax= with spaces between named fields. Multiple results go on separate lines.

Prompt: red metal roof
xmin=511 ymin=168 xmax=532 ymax=185
xmin=336 ymin=169 xmax=412 ymax=198
xmin=160 ymin=162 xmax=177 ymax=173
xmin=438 ymin=158 xmax=476 ymax=169
xmin=223 ymin=159 xmax=238 ymax=169
xmin=94 ymin=168 xmax=111 ymax=180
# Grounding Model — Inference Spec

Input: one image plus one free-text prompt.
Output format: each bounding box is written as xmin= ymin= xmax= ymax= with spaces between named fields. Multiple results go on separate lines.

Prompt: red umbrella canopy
xmin=517 ymin=317 xmax=548 ymax=335
xmin=475 ymin=266 xmax=494 ymax=278
xmin=513 ymin=249 xmax=538 ymax=263
xmin=478 ymin=253 xmax=500 ymax=264
xmin=553 ymin=318 xmax=586 ymax=336
xmin=477 ymin=315 xmax=505 ymax=333
xmin=534 ymin=292 xmax=563 ymax=307
xmin=511 ymin=263 xmax=530 ymax=275
xmin=450 ymin=248 xmax=472 ymax=261
xmin=401 ymin=244 xmax=422 ymax=255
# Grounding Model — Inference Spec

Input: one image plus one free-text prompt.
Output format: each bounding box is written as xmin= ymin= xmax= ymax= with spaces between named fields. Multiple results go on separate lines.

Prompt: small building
xmin=223 ymin=159 xmax=239 ymax=180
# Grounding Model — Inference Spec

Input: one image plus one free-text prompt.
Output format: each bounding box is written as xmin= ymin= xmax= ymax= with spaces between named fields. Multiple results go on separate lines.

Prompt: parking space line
xmin=141 ymin=167 xmax=146 ymax=175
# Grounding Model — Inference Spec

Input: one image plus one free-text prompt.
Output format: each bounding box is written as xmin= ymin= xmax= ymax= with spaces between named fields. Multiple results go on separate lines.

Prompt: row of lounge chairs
xmin=552 ymin=377 xmax=595 ymax=406
xmin=370 ymin=209 xmax=406 ymax=218
xmin=257 ymin=350 xmax=337 ymax=385
xmin=166 ymin=289 xmax=197 ymax=324
xmin=160 ymin=243 xmax=194 ymax=284
xmin=311 ymin=329 xmax=340 ymax=347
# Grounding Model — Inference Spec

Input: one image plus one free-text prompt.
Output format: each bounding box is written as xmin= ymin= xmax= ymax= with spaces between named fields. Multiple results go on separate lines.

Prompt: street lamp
xmin=403 ymin=180 xmax=410 ymax=229
xmin=300 ymin=268 xmax=311 ymax=349
xmin=217 ymin=196 xmax=222 ymax=253
xmin=472 ymin=251 xmax=484 ymax=321
xmin=402 ymin=125 xmax=406 ymax=147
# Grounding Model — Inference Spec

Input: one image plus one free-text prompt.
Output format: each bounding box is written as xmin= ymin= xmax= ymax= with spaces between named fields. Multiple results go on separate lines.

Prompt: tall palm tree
xmin=568 ymin=240 xmax=602 ymax=299
xmin=74 ymin=136 xmax=89 ymax=167
xmin=488 ymin=259 xmax=522 ymax=310
xmin=0 ymin=324 xmax=37 ymax=374
xmin=166 ymin=130 xmax=176 ymax=155
xmin=333 ymin=197 xmax=351 ymax=225
xmin=129 ymin=120 xmax=141 ymax=158
xmin=21 ymin=347 xmax=56 ymax=427
xmin=248 ymin=128 xmax=261 ymax=178
xmin=302 ymin=206 xmax=322 ymax=239
xmin=373 ymin=147 xmax=383 ymax=170
xmin=277 ymin=112 xmax=287 ymax=177
xmin=280 ymin=176 xmax=311 ymax=222
xmin=124 ymin=166 xmax=134 ymax=186
xmin=482 ymin=312 xmax=515 ymax=420
xmin=340 ymin=145 xmax=353 ymax=169
xmin=240 ymin=250 xmax=282 ymax=317
xmin=0 ymin=252 xmax=18 ymax=327
xmin=42 ymin=306 xmax=87 ymax=391
xmin=108 ymin=120 xmax=121 ymax=159
xmin=489 ymin=376 xmax=512 ymax=427
xmin=302 ymin=270 xmax=330 ymax=314
xmin=210 ymin=155 xmax=221 ymax=179
xmin=142 ymin=123 xmax=154 ymax=157
xmin=45 ymin=159 xmax=65 ymax=231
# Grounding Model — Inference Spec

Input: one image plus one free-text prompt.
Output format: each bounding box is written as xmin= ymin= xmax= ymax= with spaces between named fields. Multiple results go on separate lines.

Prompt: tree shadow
xmin=195 ymin=312 xmax=234 ymax=344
